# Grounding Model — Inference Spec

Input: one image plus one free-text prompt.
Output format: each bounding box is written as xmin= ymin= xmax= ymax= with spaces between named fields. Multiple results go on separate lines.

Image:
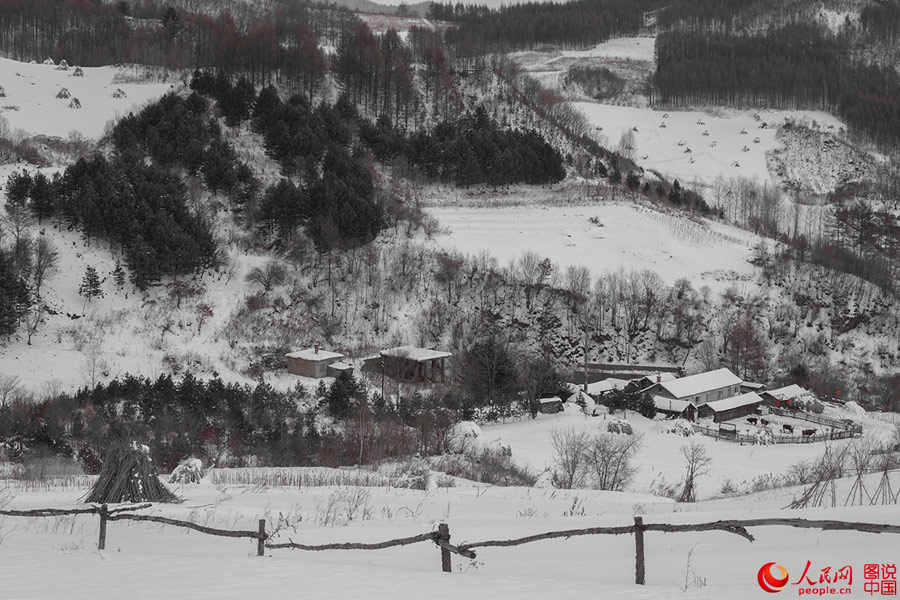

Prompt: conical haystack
xmin=84 ymin=444 xmax=179 ymax=504
xmin=56 ymin=87 xmax=70 ymax=99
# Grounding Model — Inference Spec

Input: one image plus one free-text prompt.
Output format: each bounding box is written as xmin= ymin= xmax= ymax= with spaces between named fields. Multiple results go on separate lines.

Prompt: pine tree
xmin=113 ymin=261 xmax=126 ymax=290
xmin=79 ymin=266 xmax=103 ymax=302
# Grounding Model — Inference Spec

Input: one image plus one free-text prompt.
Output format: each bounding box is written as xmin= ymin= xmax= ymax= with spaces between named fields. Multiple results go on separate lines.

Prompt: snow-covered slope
xmin=0 ymin=57 xmax=174 ymax=139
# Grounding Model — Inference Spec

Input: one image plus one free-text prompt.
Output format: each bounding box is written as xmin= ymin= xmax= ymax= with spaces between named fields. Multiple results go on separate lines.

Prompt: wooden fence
xmin=692 ymin=423 xmax=858 ymax=444
xmin=770 ymin=407 xmax=863 ymax=433
xmin=2 ymin=504 xmax=899 ymax=584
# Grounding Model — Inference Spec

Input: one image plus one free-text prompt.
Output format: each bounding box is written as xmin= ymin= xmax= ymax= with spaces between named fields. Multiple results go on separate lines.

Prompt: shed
xmin=697 ymin=392 xmax=763 ymax=423
xmin=653 ymin=396 xmax=697 ymax=421
xmin=286 ymin=344 xmax=344 ymax=378
xmin=326 ymin=361 xmax=353 ymax=378
xmin=538 ymin=396 xmax=563 ymax=414
xmin=760 ymin=384 xmax=813 ymax=408
xmin=378 ymin=345 xmax=451 ymax=384
xmin=740 ymin=381 xmax=766 ymax=394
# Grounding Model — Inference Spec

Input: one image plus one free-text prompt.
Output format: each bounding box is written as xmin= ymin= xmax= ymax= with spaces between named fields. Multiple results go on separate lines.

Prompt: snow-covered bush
xmin=606 ymin=418 xmax=633 ymax=435
xmin=169 ymin=457 xmax=204 ymax=483
xmin=661 ymin=419 xmax=694 ymax=437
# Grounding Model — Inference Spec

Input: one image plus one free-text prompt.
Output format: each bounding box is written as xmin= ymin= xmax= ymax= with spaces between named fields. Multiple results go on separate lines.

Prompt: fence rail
xmin=2 ymin=504 xmax=899 ymax=583
xmin=692 ymin=424 xmax=858 ymax=445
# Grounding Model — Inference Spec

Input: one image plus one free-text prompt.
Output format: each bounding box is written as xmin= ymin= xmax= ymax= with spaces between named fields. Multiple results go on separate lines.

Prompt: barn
xmin=286 ymin=344 xmax=345 ymax=378
xmin=697 ymin=392 xmax=763 ymax=423
xmin=377 ymin=346 xmax=451 ymax=384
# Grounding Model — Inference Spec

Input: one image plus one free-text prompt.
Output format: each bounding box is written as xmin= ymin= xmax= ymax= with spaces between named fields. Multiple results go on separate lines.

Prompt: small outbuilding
xmin=378 ymin=345 xmax=451 ymax=384
xmin=286 ymin=344 xmax=345 ymax=378
xmin=654 ymin=396 xmax=697 ymax=421
xmin=698 ymin=392 xmax=763 ymax=423
xmin=538 ymin=396 xmax=564 ymax=414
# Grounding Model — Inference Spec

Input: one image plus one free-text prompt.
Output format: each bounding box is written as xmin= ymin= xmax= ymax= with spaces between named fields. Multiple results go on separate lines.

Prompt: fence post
xmin=98 ymin=504 xmax=108 ymax=551
xmin=634 ymin=516 xmax=645 ymax=585
xmin=257 ymin=519 xmax=266 ymax=557
xmin=438 ymin=523 xmax=452 ymax=573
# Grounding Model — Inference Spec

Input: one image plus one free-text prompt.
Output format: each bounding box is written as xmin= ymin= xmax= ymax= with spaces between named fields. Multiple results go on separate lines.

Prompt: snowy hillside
xmin=428 ymin=202 xmax=760 ymax=289
xmin=0 ymin=58 xmax=174 ymax=139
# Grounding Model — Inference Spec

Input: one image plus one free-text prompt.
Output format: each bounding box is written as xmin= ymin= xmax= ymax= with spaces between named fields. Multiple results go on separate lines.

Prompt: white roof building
xmin=658 ymin=368 xmax=742 ymax=399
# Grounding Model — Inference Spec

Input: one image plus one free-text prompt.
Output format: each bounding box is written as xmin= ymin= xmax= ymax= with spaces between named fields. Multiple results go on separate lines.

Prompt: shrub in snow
xmin=56 ymin=87 xmax=70 ymax=99
xmin=753 ymin=428 xmax=774 ymax=446
xmin=68 ymin=98 xmax=81 ymax=109
xmin=661 ymin=419 xmax=694 ymax=437
xmin=447 ymin=420 xmax=483 ymax=453
xmin=533 ymin=470 xmax=554 ymax=488
xmin=606 ymin=419 xmax=633 ymax=435
xmin=843 ymin=401 xmax=865 ymax=418
xmin=169 ymin=457 xmax=204 ymax=483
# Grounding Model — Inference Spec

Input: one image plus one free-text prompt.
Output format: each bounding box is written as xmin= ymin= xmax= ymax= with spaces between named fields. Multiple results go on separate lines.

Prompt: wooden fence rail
xmin=2 ymin=506 xmax=899 ymax=583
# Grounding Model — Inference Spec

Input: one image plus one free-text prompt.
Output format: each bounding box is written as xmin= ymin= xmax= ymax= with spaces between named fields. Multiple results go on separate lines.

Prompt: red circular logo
xmin=758 ymin=562 xmax=790 ymax=593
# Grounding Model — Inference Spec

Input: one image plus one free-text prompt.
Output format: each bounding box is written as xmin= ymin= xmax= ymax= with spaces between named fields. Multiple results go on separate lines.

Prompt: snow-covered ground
xmin=575 ymin=103 xmax=845 ymax=189
xmin=428 ymin=201 xmax=760 ymax=288
xmin=2 ymin=466 xmax=898 ymax=599
xmin=0 ymin=57 xmax=174 ymax=139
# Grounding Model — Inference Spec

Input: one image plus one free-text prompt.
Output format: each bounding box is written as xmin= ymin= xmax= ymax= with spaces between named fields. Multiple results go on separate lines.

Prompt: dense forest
xmin=653 ymin=24 xmax=900 ymax=150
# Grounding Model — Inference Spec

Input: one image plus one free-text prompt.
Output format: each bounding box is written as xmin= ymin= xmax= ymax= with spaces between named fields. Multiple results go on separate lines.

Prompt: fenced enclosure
xmin=2 ymin=503 xmax=899 ymax=584
xmin=692 ymin=423 xmax=858 ymax=444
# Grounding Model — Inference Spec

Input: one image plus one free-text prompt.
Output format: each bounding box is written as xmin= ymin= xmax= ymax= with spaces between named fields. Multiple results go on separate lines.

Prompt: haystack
xmin=0 ymin=86 xmax=5 ymax=98
xmin=84 ymin=443 xmax=179 ymax=504
xmin=56 ymin=87 xmax=70 ymax=99
xmin=56 ymin=59 xmax=69 ymax=70
xmin=112 ymin=88 xmax=127 ymax=99
xmin=43 ymin=57 xmax=55 ymax=66
xmin=169 ymin=457 xmax=204 ymax=484
xmin=73 ymin=67 xmax=84 ymax=77
xmin=68 ymin=98 xmax=81 ymax=109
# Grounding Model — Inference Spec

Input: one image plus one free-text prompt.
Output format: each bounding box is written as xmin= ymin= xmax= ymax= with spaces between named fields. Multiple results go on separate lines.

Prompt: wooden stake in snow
xmin=438 ymin=523 xmax=452 ymax=573
xmin=634 ymin=516 xmax=645 ymax=585
xmin=98 ymin=504 xmax=108 ymax=550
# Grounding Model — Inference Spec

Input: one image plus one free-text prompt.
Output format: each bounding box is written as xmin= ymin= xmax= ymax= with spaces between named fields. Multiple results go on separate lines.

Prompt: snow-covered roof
xmin=286 ymin=347 xmax=344 ymax=361
xmin=380 ymin=346 xmax=452 ymax=361
xmin=741 ymin=381 xmax=766 ymax=390
xmin=539 ymin=396 xmax=562 ymax=404
xmin=653 ymin=396 xmax=696 ymax=413
xmin=658 ymin=368 xmax=741 ymax=399
xmin=586 ymin=378 xmax=629 ymax=395
xmin=329 ymin=361 xmax=352 ymax=370
xmin=703 ymin=392 xmax=763 ymax=412
xmin=765 ymin=384 xmax=809 ymax=400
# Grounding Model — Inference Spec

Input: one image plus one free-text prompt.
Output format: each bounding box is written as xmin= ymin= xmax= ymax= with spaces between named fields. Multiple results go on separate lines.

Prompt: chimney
xmin=656 ymin=373 xmax=661 ymax=383
xmin=314 ymin=342 xmax=319 ymax=355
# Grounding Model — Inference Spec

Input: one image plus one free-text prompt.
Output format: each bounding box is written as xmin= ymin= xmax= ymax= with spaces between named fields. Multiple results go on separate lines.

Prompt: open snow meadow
xmin=428 ymin=202 xmax=759 ymax=289
xmin=0 ymin=57 xmax=173 ymax=139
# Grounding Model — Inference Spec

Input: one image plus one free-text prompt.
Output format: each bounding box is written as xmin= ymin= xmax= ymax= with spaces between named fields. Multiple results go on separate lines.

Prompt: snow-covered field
xmin=428 ymin=201 xmax=760 ymax=288
xmin=2 ymin=466 xmax=898 ymax=599
xmin=575 ymin=103 xmax=845 ymax=189
xmin=0 ymin=57 xmax=174 ymax=139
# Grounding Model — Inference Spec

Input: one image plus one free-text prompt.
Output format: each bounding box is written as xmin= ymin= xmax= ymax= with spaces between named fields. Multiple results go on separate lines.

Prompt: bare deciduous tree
xmin=0 ymin=374 xmax=21 ymax=407
xmin=678 ymin=441 xmax=712 ymax=503
xmin=585 ymin=432 xmax=643 ymax=491
xmin=550 ymin=427 xmax=590 ymax=489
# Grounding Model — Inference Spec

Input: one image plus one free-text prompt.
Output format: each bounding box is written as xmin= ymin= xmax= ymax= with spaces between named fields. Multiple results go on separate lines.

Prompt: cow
xmin=783 ymin=424 xmax=794 ymax=434
xmin=760 ymin=419 xmax=769 ymax=426
xmin=802 ymin=429 xmax=816 ymax=437
xmin=747 ymin=417 xmax=758 ymax=425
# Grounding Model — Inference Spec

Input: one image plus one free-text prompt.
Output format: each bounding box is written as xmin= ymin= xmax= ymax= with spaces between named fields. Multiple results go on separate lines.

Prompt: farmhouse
xmin=285 ymin=344 xmax=345 ymax=378
xmin=642 ymin=367 xmax=742 ymax=406
xmin=370 ymin=346 xmax=452 ymax=384
xmin=697 ymin=392 xmax=763 ymax=422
